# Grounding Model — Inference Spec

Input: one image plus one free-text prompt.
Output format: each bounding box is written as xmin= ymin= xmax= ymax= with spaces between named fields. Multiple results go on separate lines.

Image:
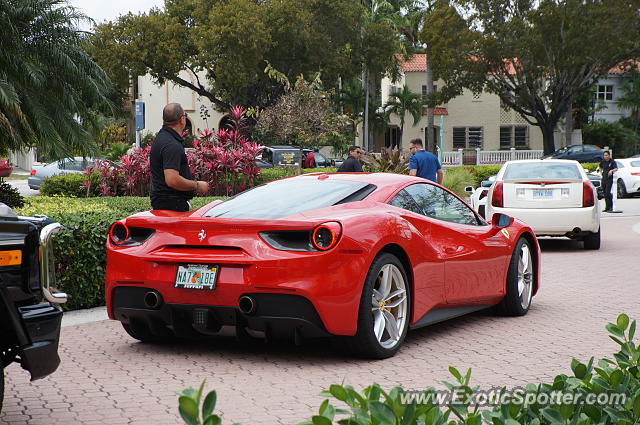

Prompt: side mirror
xmin=492 ymin=213 xmax=513 ymax=229
xmin=464 ymin=186 xmax=474 ymax=194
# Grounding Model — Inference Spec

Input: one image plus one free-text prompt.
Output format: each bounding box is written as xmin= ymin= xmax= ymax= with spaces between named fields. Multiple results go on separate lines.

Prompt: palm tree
xmin=336 ymin=78 xmax=365 ymax=134
xmin=0 ymin=0 xmax=114 ymax=158
xmin=384 ymin=84 xmax=423 ymax=148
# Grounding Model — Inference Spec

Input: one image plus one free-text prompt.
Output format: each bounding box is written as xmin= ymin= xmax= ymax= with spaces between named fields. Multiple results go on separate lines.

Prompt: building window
xmin=472 ymin=92 xmax=481 ymax=101
xmin=500 ymin=125 xmax=529 ymax=148
xmin=389 ymin=86 xmax=401 ymax=96
xmin=421 ymin=84 xmax=437 ymax=102
xmin=596 ymin=85 xmax=613 ymax=101
xmin=453 ymin=127 xmax=483 ymax=149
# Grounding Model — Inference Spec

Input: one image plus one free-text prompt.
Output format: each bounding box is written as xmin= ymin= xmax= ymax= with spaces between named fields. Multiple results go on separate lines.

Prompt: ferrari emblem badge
xmin=501 ymin=229 xmax=510 ymax=239
xmin=198 ymin=229 xmax=206 ymax=242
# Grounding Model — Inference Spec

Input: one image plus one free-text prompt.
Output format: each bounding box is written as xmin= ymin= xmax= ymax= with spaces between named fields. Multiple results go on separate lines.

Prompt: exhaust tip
xmin=144 ymin=291 xmax=162 ymax=309
xmin=238 ymin=296 xmax=257 ymax=315
xmin=573 ymin=227 xmax=581 ymax=234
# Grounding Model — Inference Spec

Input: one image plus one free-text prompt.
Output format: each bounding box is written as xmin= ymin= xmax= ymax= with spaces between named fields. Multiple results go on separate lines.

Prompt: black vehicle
xmin=259 ymin=146 xmax=332 ymax=168
xmin=0 ymin=205 xmax=65 ymax=413
xmin=542 ymin=144 xmax=604 ymax=163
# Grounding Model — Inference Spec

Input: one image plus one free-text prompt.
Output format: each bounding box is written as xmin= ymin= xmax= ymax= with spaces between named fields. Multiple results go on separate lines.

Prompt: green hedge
xmin=40 ymin=173 xmax=101 ymax=197
xmin=15 ymin=196 xmax=222 ymax=311
xmin=255 ymin=167 xmax=337 ymax=184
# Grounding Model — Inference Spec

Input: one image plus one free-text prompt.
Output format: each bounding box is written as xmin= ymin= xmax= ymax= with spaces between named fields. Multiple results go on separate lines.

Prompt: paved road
xmin=5 ymin=179 xmax=39 ymax=198
xmin=2 ymin=210 xmax=640 ymax=425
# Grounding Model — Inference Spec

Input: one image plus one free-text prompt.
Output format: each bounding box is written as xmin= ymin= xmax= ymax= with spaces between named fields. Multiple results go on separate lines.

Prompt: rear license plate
xmin=532 ymin=189 xmax=554 ymax=199
xmin=175 ymin=264 xmax=219 ymax=290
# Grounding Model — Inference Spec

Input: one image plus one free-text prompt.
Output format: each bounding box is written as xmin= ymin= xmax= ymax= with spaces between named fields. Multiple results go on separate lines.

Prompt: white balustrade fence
xmin=439 ymin=148 xmax=544 ymax=167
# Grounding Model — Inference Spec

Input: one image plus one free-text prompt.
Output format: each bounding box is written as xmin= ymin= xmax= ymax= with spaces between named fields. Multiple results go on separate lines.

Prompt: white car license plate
xmin=175 ymin=264 xmax=219 ymax=290
xmin=532 ymin=189 xmax=554 ymax=199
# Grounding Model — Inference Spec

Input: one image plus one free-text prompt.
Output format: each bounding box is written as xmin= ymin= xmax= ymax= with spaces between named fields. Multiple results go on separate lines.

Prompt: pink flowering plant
xmin=187 ymin=106 xmax=263 ymax=196
xmin=83 ymin=106 xmax=262 ymax=197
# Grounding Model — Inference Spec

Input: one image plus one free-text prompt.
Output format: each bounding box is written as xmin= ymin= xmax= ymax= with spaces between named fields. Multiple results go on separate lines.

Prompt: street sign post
xmin=135 ymin=101 xmax=145 ymax=148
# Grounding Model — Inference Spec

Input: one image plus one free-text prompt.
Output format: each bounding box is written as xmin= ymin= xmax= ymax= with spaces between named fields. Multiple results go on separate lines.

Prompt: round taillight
xmin=109 ymin=222 xmax=129 ymax=245
xmin=311 ymin=222 xmax=341 ymax=251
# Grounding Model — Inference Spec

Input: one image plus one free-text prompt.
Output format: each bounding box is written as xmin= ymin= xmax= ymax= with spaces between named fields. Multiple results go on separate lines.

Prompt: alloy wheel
xmin=370 ymin=264 xmax=408 ymax=349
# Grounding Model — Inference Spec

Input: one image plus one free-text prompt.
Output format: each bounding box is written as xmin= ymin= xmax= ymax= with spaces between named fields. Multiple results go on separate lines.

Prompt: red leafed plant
xmin=84 ymin=106 xmax=262 ymax=197
xmin=188 ymin=106 xmax=263 ymax=196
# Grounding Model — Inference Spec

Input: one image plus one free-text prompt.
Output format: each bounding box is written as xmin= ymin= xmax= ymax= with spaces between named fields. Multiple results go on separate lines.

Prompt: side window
xmin=567 ymin=146 xmax=582 ymax=154
xmin=404 ymin=183 xmax=481 ymax=226
xmin=389 ymin=190 xmax=423 ymax=215
xmin=583 ymin=145 xmax=598 ymax=152
xmin=314 ymin=153 xmax=328 ymax=166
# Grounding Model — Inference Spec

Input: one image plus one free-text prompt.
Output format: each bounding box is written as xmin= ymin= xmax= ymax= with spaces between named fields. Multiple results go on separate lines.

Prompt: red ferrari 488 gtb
xmin=106 ymin=172 xmax=540 ymax=358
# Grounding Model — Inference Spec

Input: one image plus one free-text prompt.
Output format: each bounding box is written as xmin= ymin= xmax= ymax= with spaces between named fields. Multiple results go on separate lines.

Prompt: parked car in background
xmin=466 ymin=176 xmax=496 ymax=219
xmin=485 ymin=159 xmax=600 ymax=250
xmin=0 ymin=159 xmax=12 ymax=177
xmin=28 ymin=157 xmax=96 ymax=190
xmin=259 ymin=146 xmax=332 ymax=168
xmin=613 ymin=158 xmax=640 ymax=198
xmin=541 ymin=144 xmax=604 ymax=163
xmin=0 ymin=205 xmax=66 ymax=413
xmin=106 ymin=173 xmax=539 ymax=359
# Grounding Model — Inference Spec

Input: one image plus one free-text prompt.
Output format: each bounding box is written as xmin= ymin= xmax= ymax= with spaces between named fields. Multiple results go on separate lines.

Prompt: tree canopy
xmin=90 ymin=0 xmax=370 ymax=111
xmin=0 ymin=0 xmax=115 ymax=157
xmin=423 ymin=0 xmax=640 ymax=154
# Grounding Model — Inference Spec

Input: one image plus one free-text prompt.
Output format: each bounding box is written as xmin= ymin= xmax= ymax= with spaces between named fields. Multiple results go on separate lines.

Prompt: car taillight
xmin=582 ymin=182 xmax=594 ymax=207
xmin=30 ymin=169 xmax=36 ymax=176
xmin=108 ymin=222 xmax=154 ymax=247
xmin=491 ymin=182 xmax=503 ymax=208
xmin=311 ymin=222 xmax=342 ymax=251
xmin=631 ymin=172 xmax=640 ymax=176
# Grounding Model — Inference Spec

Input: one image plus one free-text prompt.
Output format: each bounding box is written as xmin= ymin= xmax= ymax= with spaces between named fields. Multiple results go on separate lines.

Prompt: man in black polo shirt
xmin=150 ymin=103 xmax=209 ymax=212
xmin=337 ymin=145 xmax=364 ymax=172
xmin=598 ymin=150 xmax=618 ymax=212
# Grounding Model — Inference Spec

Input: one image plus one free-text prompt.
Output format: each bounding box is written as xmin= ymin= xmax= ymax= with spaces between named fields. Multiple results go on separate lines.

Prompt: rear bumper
xmin=112 ymin=287 xmax=329 ymax=340
xmin=487 ymin=205 xmax=599 ymax=235
xmin=18 ymin=303 xmax=63 ymax=380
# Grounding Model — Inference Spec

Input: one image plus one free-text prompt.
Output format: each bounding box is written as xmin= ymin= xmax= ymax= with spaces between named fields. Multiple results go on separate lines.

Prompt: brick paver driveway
xmin=2 ymin=215 xmax=639 ymax=425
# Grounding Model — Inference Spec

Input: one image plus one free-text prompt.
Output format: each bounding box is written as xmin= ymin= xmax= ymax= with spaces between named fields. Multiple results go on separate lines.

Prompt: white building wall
xmin=593 ymin=75 xmax=631 ymax=123
xmin=137 ymin=71 xmax=226 ymax=137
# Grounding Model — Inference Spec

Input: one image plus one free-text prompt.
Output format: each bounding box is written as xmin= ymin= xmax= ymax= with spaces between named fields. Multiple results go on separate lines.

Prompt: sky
xmin=69 ymin=0 xmax=165 ymax=28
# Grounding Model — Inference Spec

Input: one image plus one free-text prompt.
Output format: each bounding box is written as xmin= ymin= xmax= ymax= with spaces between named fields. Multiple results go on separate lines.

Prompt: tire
xmin=496 ymin=237 xmax=535 ymax=316
xmin=342 ymin=253 xmax=411 ymax=359
xmin=617 ymin=179 xmax=628 ymax=199
xmin=583 ymin=228 xmax=601 ymax=250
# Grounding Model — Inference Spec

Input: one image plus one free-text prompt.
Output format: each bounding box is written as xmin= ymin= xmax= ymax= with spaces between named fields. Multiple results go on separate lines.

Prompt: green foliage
xmin=582 ymin=121 xmax=639 ymax=158
xmin=442 ymin=167 xmax=476 ymax=198
xmin=582 ymin=163 xmax=600 ymax=173
xmin=0 ymin=0 xmax=116 ymax=158
xmin=180 ymin=314 xmax=639 ymax=425
xmin=41 ymin=173 xmax=101 ymax=197
xmin=424 ymin=0 xmax=640 ymax=155
xmin=0 ymin=179 xmax=25 ymax=208
xmin=15 ymin=196 xmax=221 ymax=311
xmin=462 ymin=165 xmax=503 ymax=187
xmin=90 ymin=0 xmax=365 ymax=110
xmin=102 ymin=142 xmax=131 ymax=162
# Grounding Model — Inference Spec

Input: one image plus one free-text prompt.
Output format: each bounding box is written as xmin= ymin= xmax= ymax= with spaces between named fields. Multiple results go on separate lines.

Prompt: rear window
xmin=204 ymin=179 xmax=375 ymax=219
xmin=503 ymin=162 xmax=582 ymax=180
xmin=630 ymin=160 xmax=640 ymax=167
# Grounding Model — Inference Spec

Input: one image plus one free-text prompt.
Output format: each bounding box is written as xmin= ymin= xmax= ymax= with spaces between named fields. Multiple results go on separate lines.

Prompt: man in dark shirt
xmin=337 ymin=145 xmax=363 ymax=172
xmin=598 ymin=150 xmax=618 ymax=212
xmin=408 ymin=138 xmax=443 ymax=183
xmin=150 ymin=103 xmax=209 ymax=212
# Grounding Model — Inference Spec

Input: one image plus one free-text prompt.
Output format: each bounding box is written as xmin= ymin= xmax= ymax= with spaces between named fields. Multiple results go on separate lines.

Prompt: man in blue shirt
xmin=408 ymin=138 xmax=443 ymax=183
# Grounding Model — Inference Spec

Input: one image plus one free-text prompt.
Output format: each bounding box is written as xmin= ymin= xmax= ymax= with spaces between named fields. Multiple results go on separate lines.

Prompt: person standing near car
xmin=598 ymin=150 xmax=618 ymax=212
xmin=337 ymin=145 xmax=364 ymax=172
xmin=150 ymin=103 xmax=209 ymax=212
xmin=408 ymin=138 xmax=443 ymax=184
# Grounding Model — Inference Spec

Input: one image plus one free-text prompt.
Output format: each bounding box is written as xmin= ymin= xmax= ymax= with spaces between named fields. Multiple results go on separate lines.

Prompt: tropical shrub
xmin=179 ymin=314 xmax=639 ymax=425
xmin=255 ymin=167 xmax=337 ymax=185
xmin=41 ymin=173 xmax=101 ymax=197
xmin=462 ymin=165 xmax=502 ymax=187
xmin=362 ymin=148 xmax=409 ymax=173
xmin=443 ymin=167 xmax=476 ymax=198
xmin=15 ymin=196 xmax=221 ymax=310
xmin=0 ymin=179 xmax=25 ymax=208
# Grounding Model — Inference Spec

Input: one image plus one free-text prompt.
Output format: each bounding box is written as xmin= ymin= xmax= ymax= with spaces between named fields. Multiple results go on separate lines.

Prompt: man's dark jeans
xmin=151 ymin=196 xmax=190 ymax=212
xmin=602 ymin=178 xmax=613 ymax=211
